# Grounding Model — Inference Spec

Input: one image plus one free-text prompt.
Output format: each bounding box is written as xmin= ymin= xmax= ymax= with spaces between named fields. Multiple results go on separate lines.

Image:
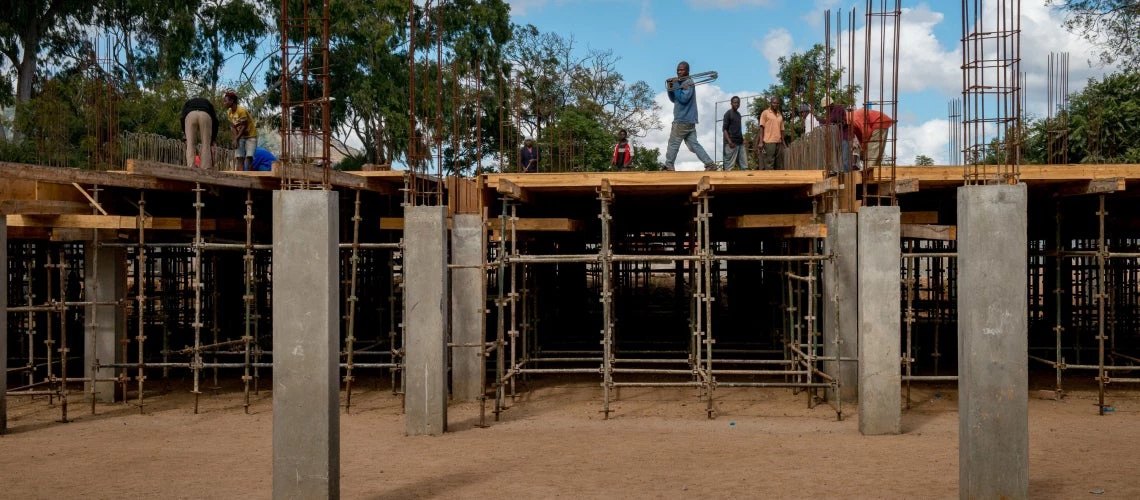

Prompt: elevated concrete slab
xmin=957 ymin=184 xmax=1028 ymax=499
xmin=857 ymin=206 xmax=901 ymax=435
xmin=272 ymin=190 xmax=340 ymax=499
xmin=404 ymin=205 xmax=449 ymax=435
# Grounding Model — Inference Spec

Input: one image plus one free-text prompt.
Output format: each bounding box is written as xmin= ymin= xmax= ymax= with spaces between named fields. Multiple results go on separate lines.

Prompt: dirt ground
xmin=0 ymin=379 xmax=1137 ymax=499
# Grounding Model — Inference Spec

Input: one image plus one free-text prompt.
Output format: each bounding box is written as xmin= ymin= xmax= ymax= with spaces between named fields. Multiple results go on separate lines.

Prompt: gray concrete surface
xmin=271 ymin=190 xmax=340 ymax=499
xmin=957 ymin=184 xmax=1028 ymax=500
xmin=450 ymin=214 xmax=486 ymax=402
xmin=85 ymin=245 xmax=125 ymax=403
xmin=823 ymin=212 xmax=858 ymax=403
xmin=857 ymin=206 xmax=901 ymax=435
xmin=404 ymin=205 xmax=450 ymax=435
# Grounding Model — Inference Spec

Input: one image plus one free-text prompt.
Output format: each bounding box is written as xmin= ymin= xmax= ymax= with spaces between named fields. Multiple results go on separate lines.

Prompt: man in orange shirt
xmin=755 ymin=96 xmax=786 ymax=170
xmin=848 ymin=105 xmax=896 ymax=167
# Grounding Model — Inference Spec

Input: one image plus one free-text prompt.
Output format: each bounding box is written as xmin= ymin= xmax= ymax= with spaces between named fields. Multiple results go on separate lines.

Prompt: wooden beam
xmin=6 ymin=214 xmax=245 ymax=231
xmin=781 ymin=224 xmax=827 ymax=238
xmin=0 ymin=200 xmax=92 ymax=215
xmin=126 ymin=159 xmax=276 ymax=189
xmin=1 ymin=162 xmax=191 ymax=191
xmin=1056 ymin=177 xmax=1125 ymax=197
xmin=901 ymin=224 xmax=957 ymax=241
xmin=380 ymin=217 xmax=583 ymax=232
xmin=496 ymin=178 xmax=531 ymax=204
xmin=724 ymin=214 xmax=817 ymax=229
xmin=692 ymin=175 xmax=713 ymax=198
xmin=808 ymin=176 xmax=841 ymax=196
xmin=890 ymin=178 xmax=920 ymax=194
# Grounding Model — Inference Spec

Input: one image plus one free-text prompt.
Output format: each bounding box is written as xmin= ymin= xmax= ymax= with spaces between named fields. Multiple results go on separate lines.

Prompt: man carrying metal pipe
xmin=664 ymin=61 xmax=716 ymax=171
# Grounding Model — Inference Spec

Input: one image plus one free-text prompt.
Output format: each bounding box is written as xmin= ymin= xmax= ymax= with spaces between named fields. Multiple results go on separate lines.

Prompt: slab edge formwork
xmin=271 ymin=190 xmax=341 ymax=499
xmin=957 ymin=184 xmax=1028 ymax=500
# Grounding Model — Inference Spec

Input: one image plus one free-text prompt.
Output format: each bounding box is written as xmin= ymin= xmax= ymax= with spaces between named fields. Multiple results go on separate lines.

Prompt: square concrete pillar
xmin=1 ymin=217 xmax=7 ymax=433
xmin=450 ymin=214 xmax=485 ymax=402
xmin=272 ymin=190 xmax=340 ymax=499
xmin=404 ymin=206 xmax=449 ymax=435
xmin=957 ymin=184 xmax=1028 ymax=500
xmin=823 ymin=212 xmax=858 ymax=403
xmin=857 ymin=206 xmax=901 ymax=435
xmin=85 ymin=244 xmax=125 ymax=403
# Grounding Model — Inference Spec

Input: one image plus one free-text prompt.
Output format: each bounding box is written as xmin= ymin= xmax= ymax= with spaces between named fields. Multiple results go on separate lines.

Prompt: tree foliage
xmin=914 ymin=154 xmax=934 ymax=166
xmin=1049 ymin=0 xmax=1140 ymax=70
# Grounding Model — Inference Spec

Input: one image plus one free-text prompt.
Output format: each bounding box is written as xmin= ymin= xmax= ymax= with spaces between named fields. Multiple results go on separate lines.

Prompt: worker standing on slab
xmin=612 ymin=129 xmax=634 ymax=171
xmin=722 ymin=96 xmax=747 ymax=171
xmin=756 ymin=96 xmax=786 ymax=170
xmin=520 ymin=138 xmax=540 ymax=173
xmin=224 ymin=90 xmax=258 ymax=171
xmin=821 ymin=96 xmax=854 ymax=173
xmin=848 ymin=104 xmax=896 ymax=167
xmin=664 ymin=61 xmax=715 ymax=171
xmin=181 ymin=97 xmax=218 ymax=170
xmin=799 ymin=103 xmax=821 ymax=136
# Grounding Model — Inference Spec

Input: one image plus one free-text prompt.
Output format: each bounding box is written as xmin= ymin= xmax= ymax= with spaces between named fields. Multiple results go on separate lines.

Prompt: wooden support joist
xmin=6 ymin=214 xmax=246 ymax=231
xmin=781 ymin=224 xmax=827 ymax=238
xmin=599 ymin=178 xmax=613 ymax=198
xmin=808 ymin=176 xmax=842 ymax=196
xmin=900 ymin=211 xmax=938 ymax=224
xmin=126 ymin=159 xmax=276 ymax=190
xmin=0 ymin=200 xmax=92 ymax=215
xmin=1056 ymin=177 xmax=1125 ymax=197
xmin=901 ymin=224 xmax=957 ymax=241
xmin=379 ymin=217 xmax=582 ymax=232
xmin=726 ymin=210 xmax=938 ymax=229
xmin=0 ymin=162 xmax=191 ymax=191
xmin=692 ymin=175 xmax=713 ymax=198
xmin=270 ymin=161 xmax=387 ymax=191
xmin=887 ymin=178 xmax=920 ymax=194
xmin=496 ymin=178 xmax=530 ymax=204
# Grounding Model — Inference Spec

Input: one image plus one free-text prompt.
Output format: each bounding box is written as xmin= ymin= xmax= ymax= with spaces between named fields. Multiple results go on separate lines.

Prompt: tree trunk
xmin=16 ymin=24 xmax=39 ymax=103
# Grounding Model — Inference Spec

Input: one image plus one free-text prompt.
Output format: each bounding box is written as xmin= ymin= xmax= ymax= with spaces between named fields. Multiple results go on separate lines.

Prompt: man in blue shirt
xmin=249 ymin=146 xmax=276 ymax=172
xmin=664 ymin=61 xmax=715 ymax=171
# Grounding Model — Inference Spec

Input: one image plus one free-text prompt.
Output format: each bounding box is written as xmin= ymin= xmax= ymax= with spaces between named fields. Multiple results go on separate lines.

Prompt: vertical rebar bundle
xmin=1047 ymin=52 xmax=1070 ymax=164
xmin=948 ymin=98 xmax=963 ymax=166
xmin=861 ymin=0 xmax=901 ymax=206
xmin=280 ymin=0 xmax=332 ymax=189
xmin=961 ymin=0 xmax=1022 ymax=184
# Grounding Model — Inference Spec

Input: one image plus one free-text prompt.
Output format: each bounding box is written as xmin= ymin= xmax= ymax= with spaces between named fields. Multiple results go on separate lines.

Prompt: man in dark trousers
xmin=520 ymin=138 xmax=540 ymax=173
xmin=722 ymin=96 xmax=746 ymax=170
xmin=181 ymin=97 xmax=219 ymax=169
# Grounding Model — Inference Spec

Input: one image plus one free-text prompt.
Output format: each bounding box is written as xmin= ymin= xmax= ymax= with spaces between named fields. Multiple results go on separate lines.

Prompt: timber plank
xmin=0 ymin=200 xmax=92 ymax=215
xmin=127 ymin=159 xmax=275 ymax=189
xmin=0 ymin=162 xmax=190 ymax=190
xmin=901 ymin=224 xmax=956 ymax=240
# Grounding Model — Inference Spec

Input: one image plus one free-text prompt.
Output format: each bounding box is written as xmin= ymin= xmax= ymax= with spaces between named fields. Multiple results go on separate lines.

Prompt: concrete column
xmin=450 ymin=214 xmax=485 ymax=402
xmin=404 ymin=205 xmax=449 ymax=435
xmin=272 ymin=190 xmax=340 ymax=499
xmin=1 ymin=217 xmax=7 ymax=433
xmin=85 ymin=244 xmax=125 ymax=403
xmin=957 ymin=184 xmax=1028 ymax=500
xmin=823 ymin=212 xmax=858 ymax=402
xmin=857 ymin=206 xmax=900 ymax=435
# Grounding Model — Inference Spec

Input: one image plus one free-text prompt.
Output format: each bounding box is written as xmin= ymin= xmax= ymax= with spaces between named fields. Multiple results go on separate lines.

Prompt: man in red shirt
xmin=612 ymin=129 xmax=634 ymax=171
xmin=847 ymin=105 xmax=896 ymax=167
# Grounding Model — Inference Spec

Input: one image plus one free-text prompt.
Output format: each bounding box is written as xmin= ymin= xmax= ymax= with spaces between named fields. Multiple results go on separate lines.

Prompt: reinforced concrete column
xmin=957 ymin=184 xmax=1028 ymax=499
xmin=404 ymin=205 xmax=449 ymax=435
xmin=85 ymin=244 xmax=125 ymax=403
xmin=823 ymin=212 xmax=858 ymax=402
xmin=450 ymin=214 xmax=485 ymax=402
xmin=272 ymin=190 xmax=340 ymax=499
xmin=857 ymin=206 xmax=900 ymax=435
xmin=1 ymin=217 xmax=7 ymax=433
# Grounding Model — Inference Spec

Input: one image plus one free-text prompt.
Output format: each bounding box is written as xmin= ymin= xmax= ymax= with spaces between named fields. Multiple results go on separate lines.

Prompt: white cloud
xmin=687 ymin=0 xmax=774 ymax=9
xmin=637 ymin=1 xmax=656 ymax=35
xmin=506 ymin=0 xmax=553 ymax=16
xmin=895 ymin=118 xmax=950 ymax=166
xmin=641 ymin=84 xmax=762 ymax=170
xmin=801 ymin=0 xmax=841 ymax=27
xmin=753 ymin=28 xmax=794 ymax=79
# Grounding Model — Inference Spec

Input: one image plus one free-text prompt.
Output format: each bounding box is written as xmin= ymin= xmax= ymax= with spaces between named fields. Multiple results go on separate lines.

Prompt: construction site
xmin=2 ymin=0 xmax=1139 ymax=498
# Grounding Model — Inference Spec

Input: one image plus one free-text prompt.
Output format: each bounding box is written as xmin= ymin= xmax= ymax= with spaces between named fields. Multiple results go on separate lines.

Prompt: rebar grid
xmin=279 ymin=0 xmax=332 ymax=189
xmin=1046 ymin=52 xmax=1071 ymax=164
xmin=961 ymin=0 xmax=1022 ymax=184
xmin=861 ymin=0 xmax=901 ymax=206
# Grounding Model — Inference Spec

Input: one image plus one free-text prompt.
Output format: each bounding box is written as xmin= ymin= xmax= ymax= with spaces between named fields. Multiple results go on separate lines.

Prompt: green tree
xmin=1049 ymin=1 xmax=1140 ymax=70
xmin=914 ymin=154 xmax=934 ymax=166
xmin=0 ymin=1 xmax=95 ymax=104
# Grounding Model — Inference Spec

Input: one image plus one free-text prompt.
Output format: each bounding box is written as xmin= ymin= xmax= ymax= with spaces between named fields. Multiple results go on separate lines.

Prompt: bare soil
xmin=1 ymin=380 xmax=1137 ymax=499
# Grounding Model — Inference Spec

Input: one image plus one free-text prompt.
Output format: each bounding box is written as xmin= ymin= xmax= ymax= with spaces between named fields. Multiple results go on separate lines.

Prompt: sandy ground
xmin=0 ymin=379 xmax=1138 ymax=499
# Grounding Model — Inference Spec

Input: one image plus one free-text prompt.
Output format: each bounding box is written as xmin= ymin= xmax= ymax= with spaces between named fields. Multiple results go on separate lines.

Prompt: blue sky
xmin=508 ymin=0 xmax=1119 ymax=168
